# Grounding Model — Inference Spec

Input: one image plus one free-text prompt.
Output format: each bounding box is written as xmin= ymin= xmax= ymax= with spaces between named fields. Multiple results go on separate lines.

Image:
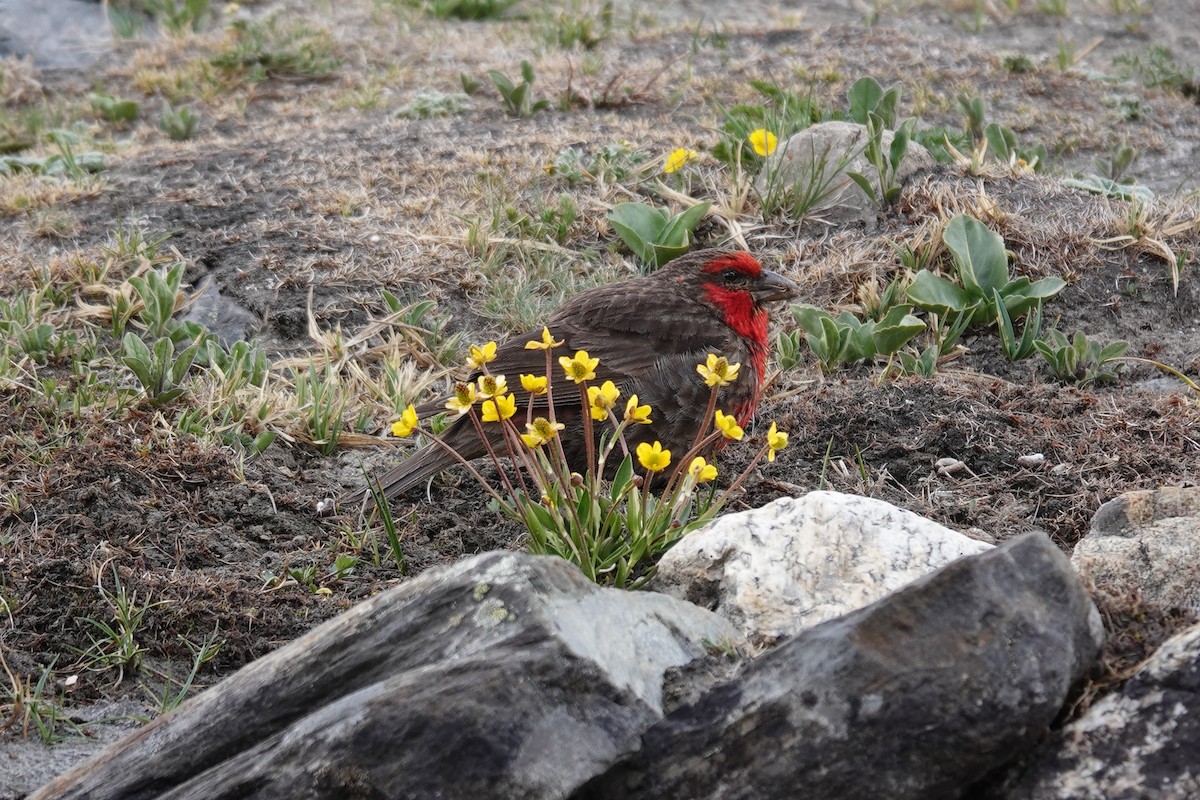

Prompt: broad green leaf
xmin=943 ymin=214 xmax=1009 ymax=298
xmin=907 ymin=269 xmax=971 ymax=315
xmin=846 ymin=171 xmax=878 ymax=202
xmin=848 ymin=77 xmax=883 ymax=125
xmin=792 ymin=303 xmax=834 ymax=337
xmin=872 ymin=312 xmax=925 ymax=356
xmin=984 ymin=123 xmax=1016 ymax=160
xmin=658 ymin=202 xmax=711 ymax=248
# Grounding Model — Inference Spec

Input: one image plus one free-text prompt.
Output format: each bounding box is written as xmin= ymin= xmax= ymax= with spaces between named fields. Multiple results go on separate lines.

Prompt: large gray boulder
xmin=652 ymin=491 xmax=993 ymax=644
xmin=574 ymin=533 xmax=1104 ymax=800
xmin=33 ymin=552 xmax=743 ymax=800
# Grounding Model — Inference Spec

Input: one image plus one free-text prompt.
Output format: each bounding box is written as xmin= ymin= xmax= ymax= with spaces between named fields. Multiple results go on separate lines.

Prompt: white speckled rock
xmin=651 ymin=490 xmax=993 ymax=643
xmin=1071 ymin=486 xmax=1200 ymax=610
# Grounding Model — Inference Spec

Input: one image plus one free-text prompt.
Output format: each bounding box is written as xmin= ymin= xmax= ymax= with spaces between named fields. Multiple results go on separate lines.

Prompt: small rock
xmin=651 ymin=491 xmax=992 ymax=644
xmin=1072 ymin=486 xmax=1200 ymax=610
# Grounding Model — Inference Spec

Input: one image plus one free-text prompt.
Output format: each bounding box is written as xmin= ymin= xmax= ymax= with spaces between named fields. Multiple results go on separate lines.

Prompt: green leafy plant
xmin=1039 ymin=330 xmax=1130 ymax=383
xmin=546 ymin=142 xmax=650 ymax=186
xmin=1062 ymin=175 xmax=1153 ymax=202
xmin=540 ymin=0 xmax=613 ymax=49
xmin=790 ymin=303 xmax=925 ymax=373
xmin=984 ymin=122 xmax=1048 ymax=170
xmin=88 ymin=92 xmax=140 ymax=124
xmin=410 ymin=0 xmax=518 ymax=20
xmin=212 ymin=16 xmax=340 ymax=82
xmin=121 ymin=332 xmax=201 ymax=405
xmin=847 ymin=76 xmax=902 ymax=128
xmin=395 ymin=90 xmax=473 ymax=119
xmin=1035 ymin=330 xmax=1129 ymax=386
xmin=487 ymin=60 xmax=550 ymax=117
xmin=292 ymin=361 xmax=347 ymax=455
xmin=76 ymin=565 xmax=167 ymax=686
xmin=844 ymin=77 xmax=916 ymax=205
xmin=607 ymin=201 xmax=711 ymax=268
xmin=128 ymin=262 xmax=185 ymax=339
xmin=891 ymin=344 xmax=940 ymax=378
xmin=158 ymin=103 xmax=200 ymax=140
xmin=995 ymin=294 xmax=1043 ymax=361
xmin=141 ymin=0 xmax=212 ymax=35
xmin=907 ymin=214 xmax=1066 ymax=326
xmin=1114 ymin=45 xmax=1199 ymax=96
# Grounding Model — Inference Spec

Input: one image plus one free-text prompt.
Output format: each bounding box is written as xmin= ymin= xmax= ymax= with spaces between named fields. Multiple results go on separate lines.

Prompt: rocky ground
xmin=2 ymin=0 xmax=1200 ymax=793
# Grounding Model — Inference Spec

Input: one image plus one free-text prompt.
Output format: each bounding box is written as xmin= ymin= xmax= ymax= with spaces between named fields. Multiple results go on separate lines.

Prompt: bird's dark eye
xmin=722 ymin=269 xmax=742 ymax=283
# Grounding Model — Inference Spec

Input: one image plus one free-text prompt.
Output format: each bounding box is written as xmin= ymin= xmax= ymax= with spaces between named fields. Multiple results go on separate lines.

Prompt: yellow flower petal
xmin=767 ymin=421 xmax=788 ymax=461
xmin=520 ymin=373 xmax=548 ymax=396
xmin=559 ymin=350 xmax=599 ymax=384
xmin=390 ymin=404 xmax=419 ymax=438
xmin=636 ymin=440 xmax=671 ymax=472
xmin=714 ymin=409 xmax=744 ymax=441
xmin=688 ymin=456 xmax=718 ymax=483
xmin=466 ymin=341 xmax=497 ymax=369
xmin=663 ymin=147 xmax=698 ymax=174
xmin=587 ymin=379 xmax=620 ymax=420
xmin=525 ymin=327 xmax=565 ymax=351
xmin=623 ymin=394 xmax=652 ymax=424
xmin=696 ymin=353 xmax=742 ymax=388
xmin=476 ymin=373 xmax=508 ymax=400
xmin=748 ymin=128 xmax=778 ymax=157
xmin=481 ymin=393 xmax=517 ymax=423
xmin=445 ymin=382 xmax=477 ymax=416
xmin=521 ymin=416 xmax=565 ymax=447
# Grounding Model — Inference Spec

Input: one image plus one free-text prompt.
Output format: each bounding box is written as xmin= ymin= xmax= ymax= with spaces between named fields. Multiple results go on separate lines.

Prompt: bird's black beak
xmin=752 ymin=269 xmax=801 ymax=303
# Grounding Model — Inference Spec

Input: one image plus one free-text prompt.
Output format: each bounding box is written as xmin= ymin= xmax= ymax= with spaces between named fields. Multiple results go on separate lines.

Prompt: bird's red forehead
xmin=701 ymin=251 xmax=763 ymax=278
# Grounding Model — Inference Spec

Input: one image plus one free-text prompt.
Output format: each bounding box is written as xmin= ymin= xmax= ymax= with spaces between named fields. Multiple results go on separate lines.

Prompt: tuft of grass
xmin=211 ymin=16 xmax=341 ymax=83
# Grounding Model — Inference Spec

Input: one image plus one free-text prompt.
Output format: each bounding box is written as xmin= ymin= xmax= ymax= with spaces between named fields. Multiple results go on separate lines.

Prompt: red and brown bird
xmin=346 ymin=248 xmax=799 ymax=504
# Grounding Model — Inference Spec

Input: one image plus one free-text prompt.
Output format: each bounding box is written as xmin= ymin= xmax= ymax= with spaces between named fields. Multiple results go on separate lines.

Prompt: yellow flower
xmin=748 ymin=128 xmax=778 ymax=157
xmin=688 ymin=456 xmax=718 ymax=483
xmin=481 ymin=393 xmax=517 ymax=423
xmin=766 ymin=421 xmax=788 ymax=462
xmin=696 ymin=353 xmax=741 ymax=388
xmin=525 ymin=327 xmax=565 ymax=351
xmin=624 ymin=394 xmax=652 ymax=424
xmin=714 ymin=409 xmax=744 ymax=441
xmin=587 ymin=380 xmax=620 ymax=421
xmin=466 ymin=341 xmax=497 ymax=369
xmin=663 ymin=147 xmax=698 ymax=174
xmin=476 ymin=373 xmax=508 ymax=399
xmin=391 ymin=404 xmax=419 ymax=438
xmin=559 ymin=350 xmax=599 ymax=384
xmin=520 ymin=373 xmax=548 ymax=396
xmin=636 ymin=441 xmax=671 ymax=472
xmin=445 ymin=382 xmax=477 ymax=415
xmin=521 ymin=416 xmax=565 ymax=448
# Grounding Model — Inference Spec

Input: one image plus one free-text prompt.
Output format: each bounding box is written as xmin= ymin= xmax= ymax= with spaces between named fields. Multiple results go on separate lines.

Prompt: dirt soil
xmin=2 ymin=0 xmax=1200 ymax=793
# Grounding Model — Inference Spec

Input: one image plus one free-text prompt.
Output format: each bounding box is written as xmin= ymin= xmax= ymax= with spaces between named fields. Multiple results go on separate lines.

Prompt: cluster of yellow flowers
xmin=391 ymin=327 xmax=788 ymax=478
xmin=661 ymin=128 xmax=779 ymax=174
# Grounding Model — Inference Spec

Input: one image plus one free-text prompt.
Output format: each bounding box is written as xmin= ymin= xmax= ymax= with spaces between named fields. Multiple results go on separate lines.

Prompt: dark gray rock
xmin=995 ymin=622 xmax=1200 ymax=800
xmin=573 ymin=532 xmax=1104 ymax=800
xmin=33 ymin=552 xmax=743 ymax=800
